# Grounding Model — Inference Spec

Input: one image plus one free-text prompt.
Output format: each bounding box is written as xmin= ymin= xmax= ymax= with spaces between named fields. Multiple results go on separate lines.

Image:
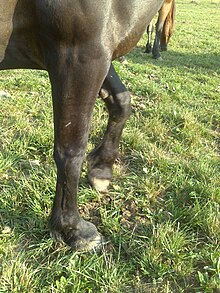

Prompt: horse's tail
xmin=160 ymin=0 xmax=176 ymax=49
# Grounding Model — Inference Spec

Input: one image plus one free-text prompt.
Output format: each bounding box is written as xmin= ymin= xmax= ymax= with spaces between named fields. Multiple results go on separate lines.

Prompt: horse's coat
xmin=0 ymin=0 xmax=164 ymax=250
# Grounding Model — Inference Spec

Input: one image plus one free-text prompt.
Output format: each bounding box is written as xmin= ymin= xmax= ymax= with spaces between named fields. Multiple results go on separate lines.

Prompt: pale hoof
xmin=89 ymin=177 xmax=110 ymax=193
xmin=73 ymin=233 xmax=103 ymax=252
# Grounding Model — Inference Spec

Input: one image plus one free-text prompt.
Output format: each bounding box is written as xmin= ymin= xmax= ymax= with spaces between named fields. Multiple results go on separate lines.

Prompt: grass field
xmin=0 ymin=0 xmax=219 ymax=292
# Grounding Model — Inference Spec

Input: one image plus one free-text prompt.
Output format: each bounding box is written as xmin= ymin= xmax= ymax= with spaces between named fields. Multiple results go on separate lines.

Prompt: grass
xmin=0 ymin=0 xmax=219 ymax=292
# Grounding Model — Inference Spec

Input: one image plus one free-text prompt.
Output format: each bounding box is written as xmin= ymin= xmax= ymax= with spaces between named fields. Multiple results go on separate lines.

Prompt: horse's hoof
xmin=66 ymin=221 xmax=103 ymax=252
xmin=51 ymin=220 xmax=104 ymax=252
xmin=87 ymin=159 xmax=112 ymax=193
xmin=144 ymin=47 xmax=152 ymax=53
xmin=153 ymin=56 xmax=163 ymax=61
xmin=68 ymin=233 xmax=103 ymax=252
xmin=88 ymin=176 xmax=110 ymax=193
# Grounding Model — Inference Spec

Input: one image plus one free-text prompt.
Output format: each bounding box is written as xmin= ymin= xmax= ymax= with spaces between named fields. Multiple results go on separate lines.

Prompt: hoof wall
xmin=89 ymin=177 xmax=110 ymax=193
xmin=72 ymin=233 xmax=104 ymax=252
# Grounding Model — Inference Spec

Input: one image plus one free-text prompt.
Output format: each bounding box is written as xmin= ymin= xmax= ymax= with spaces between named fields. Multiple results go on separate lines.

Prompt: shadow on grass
xmin=126 ymin=46 xmax=220 ymax=73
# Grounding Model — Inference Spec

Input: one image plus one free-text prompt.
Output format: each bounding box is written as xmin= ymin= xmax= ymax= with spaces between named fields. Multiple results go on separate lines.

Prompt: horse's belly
xmin=111 ymin=0 xmax=164 ymax=58
xmin=0 ymin=0 xmax=18 ymax=64
xmin=0 ymin=0 xmax=44 ymax=69
xmin=113 ymin=27 xmax=146 ymax=59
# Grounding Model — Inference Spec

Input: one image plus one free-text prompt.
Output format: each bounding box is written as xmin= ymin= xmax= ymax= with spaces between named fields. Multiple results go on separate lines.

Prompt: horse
xmin=0 ymin=0 xmax=164 ymax=251
xmin=145 ymin=0 xmax=176 ymax=59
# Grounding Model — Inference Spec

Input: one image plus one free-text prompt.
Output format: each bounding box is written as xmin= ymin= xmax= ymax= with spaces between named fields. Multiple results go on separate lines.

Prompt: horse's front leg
xmin=48 ymin=46 xmax=110 ymax=251
xmin=152 ymin=14 xmax=164 ymax=59
xmin=152 ymin=1 xmax=173 ymax=59
xmin=88 ymin=64 xmax=131 ymax=193
xmin=160 ymin=1 xmax=176 ymax=52
xmin=145 ymin=21 xmax=154 ymax=53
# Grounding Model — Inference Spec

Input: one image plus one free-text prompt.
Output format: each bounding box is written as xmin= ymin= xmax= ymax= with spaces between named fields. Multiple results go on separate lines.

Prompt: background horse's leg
xmin=145 ymin=21 xmax=154 ymax=53
xmin=48 ymin=46 xmax=110 ymax=250
xmin=160 ymin=0 xmax=176 ymax=51
xmin=88 ymin=64 xmax=131 ymax=193
xmin=152 ymin=0 xmax=173 ymax=59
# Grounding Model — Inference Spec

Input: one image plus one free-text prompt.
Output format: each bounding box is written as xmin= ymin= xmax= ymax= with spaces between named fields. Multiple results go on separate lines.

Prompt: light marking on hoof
xmin=90 ymin=177 xmax=110 ymax=193
xmin=75 ymin=234 xmax=103 ymax=252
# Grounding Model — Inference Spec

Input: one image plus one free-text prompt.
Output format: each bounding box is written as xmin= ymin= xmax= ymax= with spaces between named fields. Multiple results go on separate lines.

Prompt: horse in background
xmin=145 ymin=0 xmax=176 ymax=59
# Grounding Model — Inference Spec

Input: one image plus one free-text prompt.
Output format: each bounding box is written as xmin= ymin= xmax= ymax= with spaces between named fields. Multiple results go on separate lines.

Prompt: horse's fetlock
xmin=61 ymin=212 xmax=80 ymax=230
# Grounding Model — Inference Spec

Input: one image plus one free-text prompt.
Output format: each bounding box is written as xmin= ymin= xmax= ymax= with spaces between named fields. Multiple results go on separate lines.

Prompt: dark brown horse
xmin=145 ymin=0 xmax=176 ymax=59
xmin=0 ymin=0 xmax=164 ymax=251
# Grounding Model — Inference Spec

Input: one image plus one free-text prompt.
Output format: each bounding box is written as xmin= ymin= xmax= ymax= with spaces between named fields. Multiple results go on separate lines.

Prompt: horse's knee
xmin=54 ymin=144 xmax=85 ymax=170
xmin=107 ymin=91 xmax=131 ymax=122
xmin=117 ymin=92 xmax=131 ymax=119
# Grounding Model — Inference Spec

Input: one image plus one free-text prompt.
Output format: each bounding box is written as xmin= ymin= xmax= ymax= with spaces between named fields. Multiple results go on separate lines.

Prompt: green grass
xmin=0 ymin=0 xmax=219 ymax=292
